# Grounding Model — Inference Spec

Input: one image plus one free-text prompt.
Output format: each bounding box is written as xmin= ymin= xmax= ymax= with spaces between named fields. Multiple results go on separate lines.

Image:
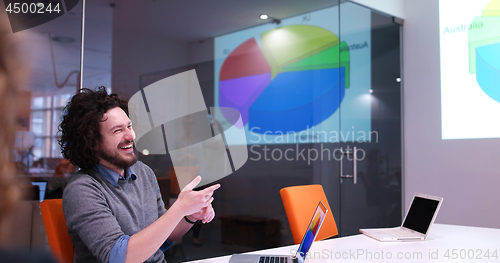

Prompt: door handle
xmin=340 ymin=146 xmax=357 ymax=184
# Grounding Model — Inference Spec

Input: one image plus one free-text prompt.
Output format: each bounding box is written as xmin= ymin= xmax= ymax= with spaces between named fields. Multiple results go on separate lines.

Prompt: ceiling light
xmin=369 ymin=89 xmax=373 ymax=94
xmin=260 ymin=14 xmax=280 ymax=24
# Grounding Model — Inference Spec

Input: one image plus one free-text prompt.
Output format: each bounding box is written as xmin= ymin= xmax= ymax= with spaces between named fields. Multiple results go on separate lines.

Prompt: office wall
xmin=349 ymin=0 xmax=405 ymax=19
xmin=402 ymin=0 xmax=500 ymax=228
xmin=111 ymin=28 xmax=190 ymax=99
xmin=355 ymin=0 xmax=500 ymax=228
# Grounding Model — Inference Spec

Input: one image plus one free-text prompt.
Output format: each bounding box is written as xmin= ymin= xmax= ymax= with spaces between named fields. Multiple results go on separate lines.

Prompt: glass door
xmin=334 ymin=1 xmax=403 ymax=236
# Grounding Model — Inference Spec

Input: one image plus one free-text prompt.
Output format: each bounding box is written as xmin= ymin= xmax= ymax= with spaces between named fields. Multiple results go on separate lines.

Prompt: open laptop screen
xmin=402 ymin=196 xmax=440 ymax=234
xmin=31 ymin=182 xmax=47 ymax=202
xmin=296 ymin=202 xmax=328 ymax=258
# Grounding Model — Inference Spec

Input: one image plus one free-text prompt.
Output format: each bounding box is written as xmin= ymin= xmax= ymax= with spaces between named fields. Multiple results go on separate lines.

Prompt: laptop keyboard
xmin=259 ymin=256 xmax=295 ymax=263
xmin=378 ymin=228 xmax=421 ymax=238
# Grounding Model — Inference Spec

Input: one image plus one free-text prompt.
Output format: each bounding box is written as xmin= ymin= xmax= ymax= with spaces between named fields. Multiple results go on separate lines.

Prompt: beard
xmin=97 ymin=143 xmax=138 ymax=169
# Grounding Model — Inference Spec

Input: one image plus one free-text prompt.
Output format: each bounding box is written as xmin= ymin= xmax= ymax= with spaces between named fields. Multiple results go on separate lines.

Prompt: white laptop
xmin=229 ymin=202 xmax=328 ymax=263
xmin=360 ymin=193 xmax=443 ymax=241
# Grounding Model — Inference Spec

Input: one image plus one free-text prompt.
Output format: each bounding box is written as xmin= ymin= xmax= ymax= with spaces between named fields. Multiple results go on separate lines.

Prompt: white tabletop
xmin=190 ymin=224 xmax=500 ymax=263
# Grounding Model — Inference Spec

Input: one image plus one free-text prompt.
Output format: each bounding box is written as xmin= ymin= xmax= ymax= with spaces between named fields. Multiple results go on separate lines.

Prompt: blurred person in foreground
xmin=59 ymin=87 xmax=220 ymax=263
xmin=0 ymin=12 xmax=57 ymax=263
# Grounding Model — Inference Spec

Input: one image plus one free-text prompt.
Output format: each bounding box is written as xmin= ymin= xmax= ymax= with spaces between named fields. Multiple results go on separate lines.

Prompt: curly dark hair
xmin=58 ymin=87 xmax=129 ymax=170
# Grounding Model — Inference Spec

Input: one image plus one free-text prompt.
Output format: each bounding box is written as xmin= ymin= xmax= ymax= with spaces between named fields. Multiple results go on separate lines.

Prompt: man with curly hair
xmin=60 ymin=87 xmax=220 ymax=263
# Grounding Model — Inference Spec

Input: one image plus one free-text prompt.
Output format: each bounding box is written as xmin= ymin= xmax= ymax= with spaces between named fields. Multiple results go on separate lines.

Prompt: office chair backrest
xmin=40 ymin=199 xmax=73 ymax=263
xmin=280 ymin=185 xmax=338 ymax=244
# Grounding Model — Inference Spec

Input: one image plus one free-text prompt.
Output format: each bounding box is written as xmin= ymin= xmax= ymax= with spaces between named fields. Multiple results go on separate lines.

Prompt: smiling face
xmin=97 ymin=107 xmax=137 ymax=175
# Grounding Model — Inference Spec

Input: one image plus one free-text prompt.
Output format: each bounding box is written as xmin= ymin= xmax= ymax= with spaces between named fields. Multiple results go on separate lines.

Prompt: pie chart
xmin=219 ymin=25 xmax=350 ymax=134
xmin=468 ymin=1 xmax=500 ymax=103
xmin=476 ymin=42 xmax=500 ymax=102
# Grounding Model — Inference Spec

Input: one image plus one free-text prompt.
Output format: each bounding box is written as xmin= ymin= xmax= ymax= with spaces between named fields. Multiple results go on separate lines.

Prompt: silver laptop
xmin=360 ymin=193 xmax=443 ymax=241
xmin=229 ymin=202 xmax=328 ymax=263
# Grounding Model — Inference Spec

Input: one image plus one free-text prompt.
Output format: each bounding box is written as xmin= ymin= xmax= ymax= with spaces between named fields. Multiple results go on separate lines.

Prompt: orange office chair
xmin=40 ymin=199 xmax=74 ymax=263
xmin=280 ymin=185 xmax=338 ymax=244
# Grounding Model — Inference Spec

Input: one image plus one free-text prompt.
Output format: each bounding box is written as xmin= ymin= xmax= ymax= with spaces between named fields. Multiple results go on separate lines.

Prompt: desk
xmin=190 ymin=224 xmax=500 ymax=263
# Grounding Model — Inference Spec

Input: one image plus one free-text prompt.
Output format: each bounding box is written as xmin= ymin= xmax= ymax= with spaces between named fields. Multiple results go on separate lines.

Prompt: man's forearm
xmin=168 ymin=215 xmax=196 ymax=242
xmin=125 ymin=176 xmax=218 ymax=262
xmin=125 ymin=204 xmax=184 ymax=263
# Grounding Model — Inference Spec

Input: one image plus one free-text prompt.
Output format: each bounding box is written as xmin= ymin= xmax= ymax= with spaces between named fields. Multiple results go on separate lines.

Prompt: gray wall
xmin=403 ymin=0 xmax=500 ymax=228
xmin=111 ymin=29 xmax=190 ymax=99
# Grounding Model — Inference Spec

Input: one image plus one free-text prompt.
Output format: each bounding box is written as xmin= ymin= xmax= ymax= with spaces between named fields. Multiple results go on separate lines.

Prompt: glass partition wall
xmin=12 ymin=0 xmax=111 ymax=182
xmin=12 ymin=2 xmax=83 ymax=178
xmin=17 ymin=0 xmax=401 ymax=260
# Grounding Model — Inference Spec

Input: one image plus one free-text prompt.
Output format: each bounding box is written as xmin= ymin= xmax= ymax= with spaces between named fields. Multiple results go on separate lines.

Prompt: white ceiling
xmin=14 ymin=0 xmax=343 ymax=97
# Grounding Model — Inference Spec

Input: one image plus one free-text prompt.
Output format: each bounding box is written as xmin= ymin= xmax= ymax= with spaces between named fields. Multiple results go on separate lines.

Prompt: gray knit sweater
xmin=62 ymin=161 xmax=167 ymax=263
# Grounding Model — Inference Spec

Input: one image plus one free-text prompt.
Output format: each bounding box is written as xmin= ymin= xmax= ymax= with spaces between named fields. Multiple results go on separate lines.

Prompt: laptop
xmin=360 ymin=193 xmax=443 ymax=241
xmin=229 ymin=202 xmax=328 ymax=263
xmin=31 ymin=181 xmax=47 ymax=202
